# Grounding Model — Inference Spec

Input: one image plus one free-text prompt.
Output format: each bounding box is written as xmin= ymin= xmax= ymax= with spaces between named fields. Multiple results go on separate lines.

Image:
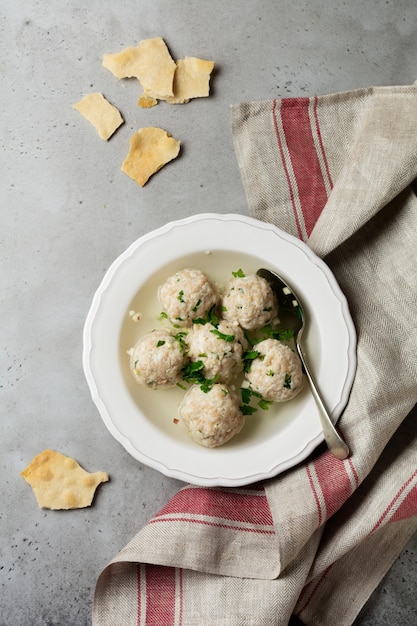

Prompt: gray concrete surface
xmin=1 ymin=1 xmax=416 ymax=624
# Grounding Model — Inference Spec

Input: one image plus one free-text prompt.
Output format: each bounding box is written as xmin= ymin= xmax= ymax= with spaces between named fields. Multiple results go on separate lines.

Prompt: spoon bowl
xmin=257 ymin=268 xmax=350 ymax=460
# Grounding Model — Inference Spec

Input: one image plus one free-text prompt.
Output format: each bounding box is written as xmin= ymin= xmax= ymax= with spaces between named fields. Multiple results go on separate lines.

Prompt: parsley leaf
xmin=210 ymin=329 xmax=235 ymax=342
xmin=191 ymin=298 xmax=202 ymax=312
xmin=240 ymin=386 xmax=263 ymax=404
xmin=258 ymin=398 xmax=272 ymax=410
xmin=181 ymin=361 xmax=217 ymax=393
xmin=242 ymin=350 xmax=260 ymax=373
xmin=241 ymin=387 xmax=252 ymax=404
xmin=240 ymin=405 xmax=258 ymax=415
xmin=240 ymin=386 xmax=271 ymax=412
xmin=192 ymin=317 xmax=206 ymax=325
xmin=259 ymin=324 xmax=294 ymax=342
xmin=191 ymin=305 xmax=219 ymax=327
xmin=206 ymin=305 xmax=219 ymax=327
xmin=182 ymin=360 xmax=204 ymax=380
xmin=173 ymin=331 xmax=188 ymax=352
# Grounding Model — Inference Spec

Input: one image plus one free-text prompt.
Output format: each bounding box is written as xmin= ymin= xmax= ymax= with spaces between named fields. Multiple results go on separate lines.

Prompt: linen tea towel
xmin=93 ymin=84 xmax=417 ymax=626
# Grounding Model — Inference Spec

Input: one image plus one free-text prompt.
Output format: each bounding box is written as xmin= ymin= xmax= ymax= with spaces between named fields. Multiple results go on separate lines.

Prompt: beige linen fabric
xmin=93 ymin=85 xmax=417 ymax=626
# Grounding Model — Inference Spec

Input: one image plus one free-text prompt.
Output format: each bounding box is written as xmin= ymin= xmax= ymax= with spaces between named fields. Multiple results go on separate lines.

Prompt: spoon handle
xmin=297 ymin=346 xmax=350 ymax=460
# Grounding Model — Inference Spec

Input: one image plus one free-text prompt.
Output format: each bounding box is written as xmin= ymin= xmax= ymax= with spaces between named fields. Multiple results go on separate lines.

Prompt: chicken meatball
xmin=179 ymin=383 xmax=245 ymax=447
xmin=130 ymin=330 xmax=187 ymax=388
xmin=245 ymin=338 xmax=304 ymax=402
xmin=158 ymin=268 xmax=218 ymax=327
xmin=187 ymin=320 xmax=248 ymax=383
xmin=222 ymin=273 xmax=277 ymax=330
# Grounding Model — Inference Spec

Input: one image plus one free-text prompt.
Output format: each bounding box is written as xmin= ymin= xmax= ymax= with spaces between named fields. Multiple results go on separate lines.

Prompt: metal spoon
xmin=257 ymin=268 xmax=350 ymax=460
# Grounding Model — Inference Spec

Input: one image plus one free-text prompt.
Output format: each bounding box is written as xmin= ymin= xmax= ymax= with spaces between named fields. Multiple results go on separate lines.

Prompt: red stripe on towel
xmin=138 ymin=565 xmax=181 ymax=626
xmin=274 ymin=97 xmax=329 ymax=238
xmin=152 ymin=486 xmax=274 ymax=527
xmin=137 ymin=564 xmax=142 ymax=624
xmin=372 ymin=470 xmax=417 ymax=531
xmin=310 ymin=453 xmax=354 ymax=522
xmin=149 ymin=515 xmax=275 ymax=535
xmin=390 ymin=483 xmax=417 ymax=522
xmin=296 ymin=565 xmax=333 ymax=619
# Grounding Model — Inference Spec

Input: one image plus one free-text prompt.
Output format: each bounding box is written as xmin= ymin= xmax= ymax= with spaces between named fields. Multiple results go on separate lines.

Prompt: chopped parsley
xmin=241 ymin=386 xmax=262 ymax=404
xmin=181 ymin=360 xmax=217 ymax=393
xmin=200 ymin=377 xmax=218 ymax=393
xmin=182 ymin=360 xmax=204 ymax=382
xmin=241 ymin=386 xmax=252 ymax=405
xmin=242 ymin=350 xmax=260 ymax=373
xmin=173 ymin=331 xmax=188 ymax=352
xmin=241 ymin=324 xmax=294 ymax=349
xmin=159 ymin=311 xmax=168 ymax=320
xmin=240 ymin=386 xmax=271 ymax=414
xmin=258 ymin=398 xmax=272 ymax=410
xmin=192 ymin=317 xmax=206 ymax=325
xmin=210 ymin=329 xmax=235 ymax=342
xmin=177 ymin=290 xmax=185 ymax=302
xmin=258 ymin=324 xmax=294 ymax=342
xmin=284 ymin=373 xmax=292 ymax=389
xmin=240 ymin=405 xmax=257 ymax=415
xmin=156 ymin=340 xmax=166 ymax=347
xmin=191 ymin=298 xmax=201 ymax=312
xmin=232 ymin=268 xmax=245 ymax=277
xmin=191 ymin=305 xmax=219 ymax=328
xmin=207 ymin=305 xmax=219 ymax=327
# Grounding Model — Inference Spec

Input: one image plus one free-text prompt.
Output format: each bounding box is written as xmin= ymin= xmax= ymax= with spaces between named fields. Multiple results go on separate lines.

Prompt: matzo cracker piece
xmin=121 ymin=127 xmax=180 ymax=187
xmin=166 ymin=57 xmax=215 ymax=104
xmin=72 ymin=92 xmax=124 ymax=140
xmin=20 ymin=449 xmax=109 ymax=510
xmin=102 ymin=37 xmax=176 ymax=100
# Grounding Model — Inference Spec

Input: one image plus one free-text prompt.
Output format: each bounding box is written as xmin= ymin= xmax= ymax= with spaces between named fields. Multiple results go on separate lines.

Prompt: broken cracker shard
xmin=20 ymin=449 xmax=109 ymax=510
xmin=121 ymin=127 xmax=181 ymax=187
xmin=102 ymin=36 xmax=176 ymax=101
xmin=72 ymin=92 xmax=124 ymax=140
xmin=102 ymin=36 xmax=214 ymax=107
xmin=166 ymin=56 xmax=215 ymax=104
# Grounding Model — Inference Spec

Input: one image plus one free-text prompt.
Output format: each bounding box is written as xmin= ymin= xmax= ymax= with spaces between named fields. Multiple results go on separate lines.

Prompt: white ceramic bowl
xmin=83 ymin=213 xmax=357 ymax=486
